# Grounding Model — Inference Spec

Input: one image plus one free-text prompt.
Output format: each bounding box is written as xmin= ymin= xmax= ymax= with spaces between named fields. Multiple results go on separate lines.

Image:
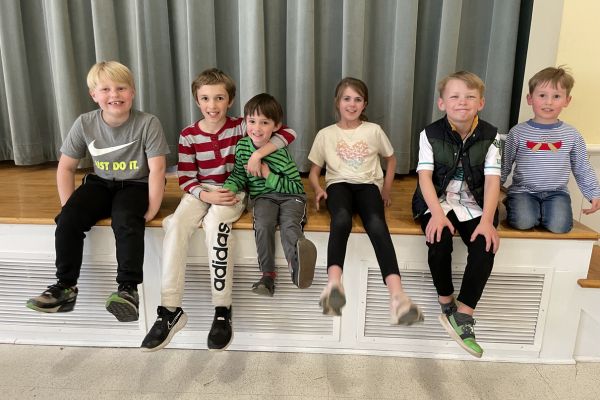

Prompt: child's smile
xmin=527 ymin=82 xmax=571 ymax=124
xmin=196 ymin=83 xmax=232 ymax=132
xmin=246 ymin=112 xmax=280 ymax=148
xmin=337 ymin=87 xmax=366 ymax=128
xmin=89 ymin=77 xmax=135 ymax=127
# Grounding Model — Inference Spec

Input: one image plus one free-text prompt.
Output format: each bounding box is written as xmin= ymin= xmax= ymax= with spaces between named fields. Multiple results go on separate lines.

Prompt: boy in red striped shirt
xmin=141 ymin=68 xmax=296 ymax=352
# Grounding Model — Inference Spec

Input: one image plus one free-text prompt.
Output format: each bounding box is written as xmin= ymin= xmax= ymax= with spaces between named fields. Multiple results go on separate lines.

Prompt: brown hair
xmin=191 ymin=68 xmax=236 ymax=103
xmin=87 ymin=61 xmax=135 ymax=91
xmin=334 ymin=77 xmax=369 ymax=121
xmin=528 ymin=66 xmax=575 ymax=96
xmin=244 ymin=93 xmax=283 ymax=126
xmin=437 ymin=71 xmax=485 ymax=98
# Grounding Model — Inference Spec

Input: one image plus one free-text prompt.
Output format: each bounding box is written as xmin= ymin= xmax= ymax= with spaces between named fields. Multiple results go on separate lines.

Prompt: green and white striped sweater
xmin=223 ymin=136 xmax=305 ymax=198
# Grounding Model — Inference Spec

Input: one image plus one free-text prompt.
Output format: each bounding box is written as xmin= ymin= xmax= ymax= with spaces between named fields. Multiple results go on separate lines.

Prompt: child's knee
xmin=507 ymin=209 xmax=538 ymax=230
xmin=543 ymin=218 xmax=573 ymax=234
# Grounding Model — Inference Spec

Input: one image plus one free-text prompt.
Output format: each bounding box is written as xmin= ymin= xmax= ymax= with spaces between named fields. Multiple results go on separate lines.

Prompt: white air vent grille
xmin=364 ymin=269 xmax=545 ymax=345
xmin=1 ymin=260 xmax=139 ymax=329
xmin=182 ymin=261 xmax=334 ymax=335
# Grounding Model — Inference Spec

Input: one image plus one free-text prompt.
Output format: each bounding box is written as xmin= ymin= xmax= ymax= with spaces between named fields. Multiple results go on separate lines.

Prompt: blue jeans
xmin=505 ymin=191 xmax=573 ymax=233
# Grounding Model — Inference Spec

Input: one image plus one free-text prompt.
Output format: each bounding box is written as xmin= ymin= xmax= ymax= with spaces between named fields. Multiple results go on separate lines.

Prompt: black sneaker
xmin=106 ymin=283 xmax=139 ymax=322
xmin=207 ymin=306 xmax=232 ymax=351
xmin=141 ymin=306 xmax=188 ymax=352
xmin=291 ymin=237 xmax=317 ymax=288
xmin=26 ymin=283 xmax=78 ymax=313
xmin=252 ymin=275 xmax=275 ymax=297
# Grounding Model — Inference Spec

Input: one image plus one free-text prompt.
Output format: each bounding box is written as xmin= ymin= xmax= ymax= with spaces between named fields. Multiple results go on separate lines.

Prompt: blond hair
xmin=87 ymin=61 xmax=135 ymax=91
xmin=528 ymin=66 xmax=575 ymax=96
xmin=437 ymin=71 xmax=485 ymax=98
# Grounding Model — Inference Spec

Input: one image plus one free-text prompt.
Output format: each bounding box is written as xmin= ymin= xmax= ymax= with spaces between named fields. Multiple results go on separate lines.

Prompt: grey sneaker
xmin=252 ymin=275 xmax=275 ymax=297
xmin=439 ymin=311 xmax=483 ymax=358
xmin=26 ymin=283 xmax=78 ymax=313
xmin=291 ymin=237 xmax=317 ymax=289
xmin=106 ymin=283 xmax=139 ymax=322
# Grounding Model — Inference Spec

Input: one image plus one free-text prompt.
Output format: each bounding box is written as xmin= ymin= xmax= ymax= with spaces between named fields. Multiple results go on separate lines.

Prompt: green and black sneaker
xmin=106 ymin=283 xmax=139 ymax=322
xmin=26 ymin=283 xmax=78 ymax=313
xmin=439 ymin=311 xmax=483 ymax=358
xmin=440 ymin=298 xmax=458 ymax=316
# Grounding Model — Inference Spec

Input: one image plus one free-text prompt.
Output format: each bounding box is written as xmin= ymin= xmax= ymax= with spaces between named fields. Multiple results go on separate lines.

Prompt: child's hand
xmin=425 ymin=214 xmax=455 ymax=244
xmin=314 ymin=187 xmax=327 ymax=211
xmin=200 ymin=189 xmax=240 ymax=206
xmin=144 ymin=210 xmax=158 ymax=223
xmin=583 ymin=198 xmax=600 ymax=215
xmin=471 ymin=221 xmax=500 ymax=253
xmin=381 ymin=187 xmax=392 ymax=207
xmin=246 ymin=153 xmax=263 ymax=177
xmin=260 ymin=162 xmax=270 ymax=178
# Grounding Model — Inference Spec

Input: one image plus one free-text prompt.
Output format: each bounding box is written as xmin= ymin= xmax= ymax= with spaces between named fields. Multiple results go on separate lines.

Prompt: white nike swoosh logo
xmin=168 ymin=310 xmax=182 ymax=330
xmin=88 ymin=140 xmax=137 ymax=156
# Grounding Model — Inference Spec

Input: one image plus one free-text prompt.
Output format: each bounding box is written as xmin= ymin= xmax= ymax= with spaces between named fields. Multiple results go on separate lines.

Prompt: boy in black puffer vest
xmin=413 ymin=71 xmax=502 ymax=358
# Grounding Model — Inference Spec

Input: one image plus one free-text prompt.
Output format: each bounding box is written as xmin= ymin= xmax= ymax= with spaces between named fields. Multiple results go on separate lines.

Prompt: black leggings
xmin=55 ymin=174 xmax=149 ymax=286
xmin=419 ymin=211 xmax=497 ymax=309
xmin=326 ymin=182 xmax=400 ymax=282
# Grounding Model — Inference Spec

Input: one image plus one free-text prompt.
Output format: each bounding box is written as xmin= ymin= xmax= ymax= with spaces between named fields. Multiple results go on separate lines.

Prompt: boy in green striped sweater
xmin=223 ymin=93 xmax=317 ymax=296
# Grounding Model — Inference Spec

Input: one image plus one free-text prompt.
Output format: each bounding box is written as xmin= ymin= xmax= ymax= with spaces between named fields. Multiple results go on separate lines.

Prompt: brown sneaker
xmin=390 ymin=293 xmax=424 ymax=325
xmin=319 ymin=282 xmax=346 ymax=316
xmin=291 ymin=237 xmax=317 ymax=289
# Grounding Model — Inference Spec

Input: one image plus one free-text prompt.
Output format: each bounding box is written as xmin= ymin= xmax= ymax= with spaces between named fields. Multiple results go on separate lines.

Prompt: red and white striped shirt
xmin=177 ymin=117 xmax=296 ymax=197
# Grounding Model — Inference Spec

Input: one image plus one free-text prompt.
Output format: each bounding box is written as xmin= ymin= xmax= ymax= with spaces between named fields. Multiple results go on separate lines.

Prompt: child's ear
xmin=89 ymin=89 xmax=99 ymax=104
xmin=275 ymin=122 xmax=282 ymax=131
xmin=526 ymin=93 xmax=533 ymax=106
xmin=565 ymin=95 xmax=572 ymax=107
xmin=437 ymin=97 xmax=445 ymax=111
xmin=478 ymin=96 xmax=485 ymax=111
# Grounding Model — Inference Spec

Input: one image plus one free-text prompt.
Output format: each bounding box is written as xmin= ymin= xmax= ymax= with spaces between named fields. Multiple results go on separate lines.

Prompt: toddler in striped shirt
xmin=501 ymin=66 xmax=600 ymax=233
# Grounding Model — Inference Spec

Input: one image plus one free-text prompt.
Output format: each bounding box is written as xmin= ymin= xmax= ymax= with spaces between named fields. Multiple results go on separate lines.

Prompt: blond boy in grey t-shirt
xmin=27 ymin=61 xmax=169 ymax=323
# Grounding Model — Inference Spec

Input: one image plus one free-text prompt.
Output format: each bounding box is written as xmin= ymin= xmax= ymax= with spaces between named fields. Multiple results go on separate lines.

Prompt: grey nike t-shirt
xmin=61 ymin=109 xmax=170 ymax=181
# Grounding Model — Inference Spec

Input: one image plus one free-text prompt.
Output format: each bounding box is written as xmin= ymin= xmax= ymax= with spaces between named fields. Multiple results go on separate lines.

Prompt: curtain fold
xmin=0 ymin=0 xmax=523 ymax=172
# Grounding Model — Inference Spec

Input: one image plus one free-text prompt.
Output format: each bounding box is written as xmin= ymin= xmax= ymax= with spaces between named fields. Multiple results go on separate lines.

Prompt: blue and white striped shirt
xmin=501 ymin=120 xmax=600 ymax=201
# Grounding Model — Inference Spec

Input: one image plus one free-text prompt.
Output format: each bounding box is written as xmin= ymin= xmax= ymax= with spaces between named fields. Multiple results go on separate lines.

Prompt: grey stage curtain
xmin=0 ymin=0 xmax=521 ymax=172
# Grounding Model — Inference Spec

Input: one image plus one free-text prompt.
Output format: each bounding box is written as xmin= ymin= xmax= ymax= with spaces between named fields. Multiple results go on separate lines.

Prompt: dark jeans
xmin=55 ymin=174 xmax=149 ymax=286
xmin=419 ymin=211 xmax=497 ymax=309
xmin=326 ymin=182 xmax=400 ymax=282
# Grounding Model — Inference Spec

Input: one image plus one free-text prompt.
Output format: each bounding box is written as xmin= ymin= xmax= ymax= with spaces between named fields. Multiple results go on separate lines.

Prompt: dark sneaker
xmin=207 ymin=306 xmax=233 ymax=351
xmin=390 ymin=293 xmax=424 ymax=325
xmin=439 ymin=311 xmax=483 ymax=358
xmin=291 ymin=237 xmax=317 ymax=288
xmin=26 ymin=283 xmax=78 ymax=313
xmin=319 ymin=283 xmax=346 ymax=316
xmin=440 ymin=298 xmax=458 ymax=316
xmin=141 ymin=306 xmax=188 ymax=352
xmin=106 ymin=283 xmax=139 ymax=322
xmin=252 ymin=276 xmax=275 ymax=297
